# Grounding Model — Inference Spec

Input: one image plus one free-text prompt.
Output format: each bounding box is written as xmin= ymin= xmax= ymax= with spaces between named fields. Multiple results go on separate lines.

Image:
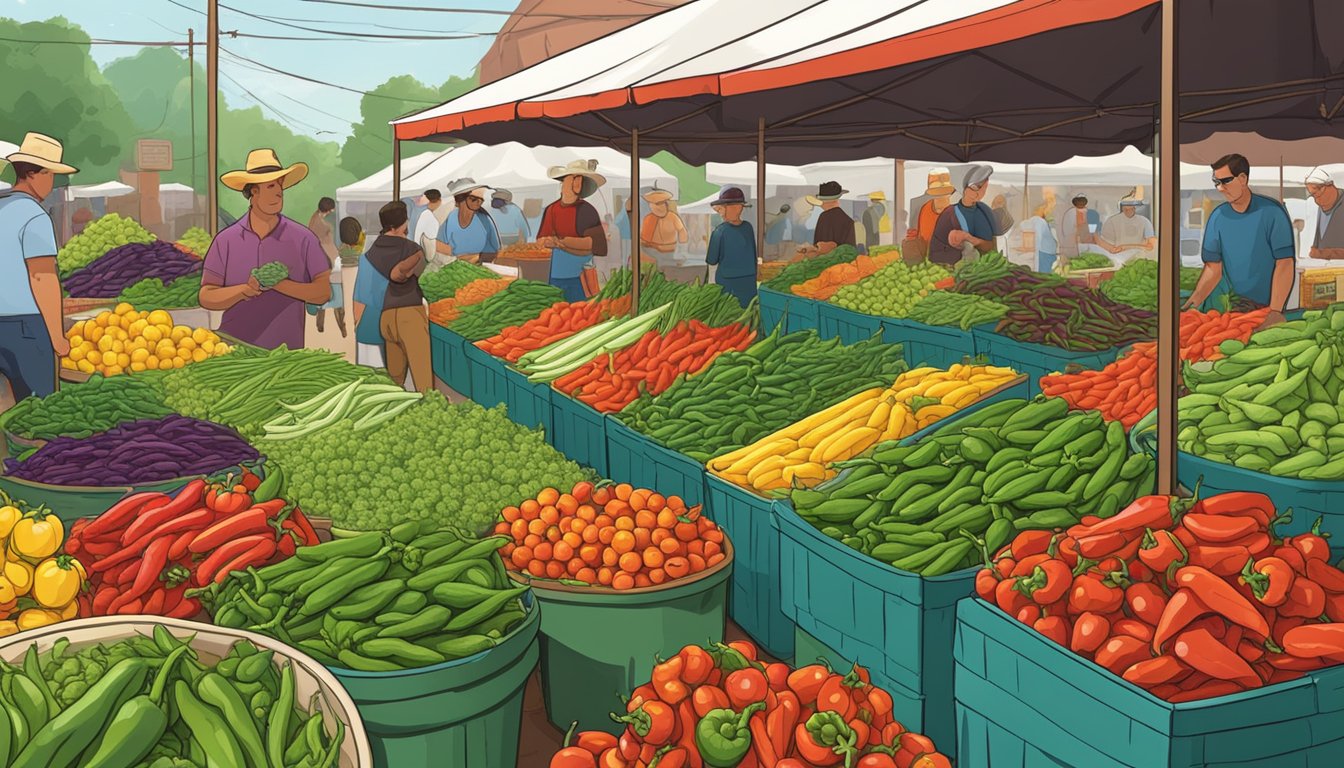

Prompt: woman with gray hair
xmin=929 ymin=165 xmax=1014 ymax=266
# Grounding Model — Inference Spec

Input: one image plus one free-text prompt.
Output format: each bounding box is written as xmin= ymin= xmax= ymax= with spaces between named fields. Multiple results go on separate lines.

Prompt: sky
xmin=2 ymin=0 xmax=518 ymax=140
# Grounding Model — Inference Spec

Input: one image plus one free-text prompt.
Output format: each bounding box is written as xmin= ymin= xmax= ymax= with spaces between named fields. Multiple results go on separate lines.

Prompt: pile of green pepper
xmin=202 ymin=523 xmax=529 ymax=672
xmin=1 ymin=373 xmax=171 ymax=441
xmin=619 ymin=327 xmax=907 ymax=462
xmin=0 ymin=625 xmax=343 ymax=768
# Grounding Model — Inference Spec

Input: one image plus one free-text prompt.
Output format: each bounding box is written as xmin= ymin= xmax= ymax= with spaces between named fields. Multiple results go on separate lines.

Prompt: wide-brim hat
xmin=643 ymin=186 xmax=674 ymax=204
xmin=709 ymin=186 xmax=750 ymax=208
xmin=221 ymin=148 xmax=307 ymax=191
xmin=806 ymin=180 xmax=848 ymax=205
xmin=925 ymin=167 xmax=955 ymax=196
xmin=548 ymin=159 xmax=606 ymax=199
xmin=5 ymin=132 xmax=78 ymax=175
xmin=446 ymin=177 xmax=491 ymax=199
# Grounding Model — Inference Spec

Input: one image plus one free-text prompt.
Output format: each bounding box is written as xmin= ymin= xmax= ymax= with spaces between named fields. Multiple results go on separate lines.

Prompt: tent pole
xmin=1156 ymin=0 xmax=1180 ymax=495
xmin=757 ymin=118 xmax=765 ymax=280
xmin=894 ymin=159 xmax=905 ymax=245
xmin=1280 ymin=158 xmax=1284 ymax=202
xmin=1022 ymin=164 xmax=1030 ymax=225
xmin=631 ymin=128 xmax=641 ymax=315
xmin=392 ymin=134 xmax=401 ymax=203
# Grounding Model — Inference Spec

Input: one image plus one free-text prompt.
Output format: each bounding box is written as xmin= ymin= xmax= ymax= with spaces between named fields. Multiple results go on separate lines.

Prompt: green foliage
xmin=649 ymin=151 xmax=717 ymax=203
xmin=339 ymin=74 xmax=476 ymax=181
xmin=260 ymin=393 xmax=589 ymax=536
xmin=0 ymin=17 xmax=135 ymax=183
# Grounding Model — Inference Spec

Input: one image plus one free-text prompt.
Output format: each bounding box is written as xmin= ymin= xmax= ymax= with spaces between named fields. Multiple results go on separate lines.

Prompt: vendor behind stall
xmin=1306 ymin=167 xmax=1344 ymax=260
xmin=705 ymin=186 xmax=757 ymax=308
xmin=1095 ymin=191 xmax=1157 ymax=262
xmin=436 ymin=178 xmax=501 ymax=265
xmin=200 ymin=148 xmax=331 ymax=350
xmin=539 ymin=159 xmax=608 ymax=303
xmin=1183 ymin=153 xmax=1295 ymax=328
xmin=929 ymin=165 xmax=1013 ymax=267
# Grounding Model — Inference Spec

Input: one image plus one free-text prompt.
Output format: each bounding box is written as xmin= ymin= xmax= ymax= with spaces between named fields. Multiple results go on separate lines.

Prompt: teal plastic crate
xmin=971 ymin=328 xmax=1119 ymax=396
xmin=549 ymin=392 xmax=608 ymax=475
xmin=465 ymin=342 xmax=507 ymax=409
xmin=758 ymin=287 xmax=820 ymax=334
xmin=955 ymin=598 xmax=1344 ymax=768
xmin=603 ymin=416 xmax=705 ymax=507
xmin=1176 ymin=449 xmax=1344 ymax=540
xmin=500 ymin=366 xmax=553 ymax=433
xmin=775 ymin=500 xmax=975 ymax=752
xmin=816 ymin=301 xmax=884 ymax=345
xmin=881 ymin=319 xmax=991 ymax=369
xmin=702 ymin=475 xmax=794 ymax=660
xmin=430 ymin=324 xmax=473 ymax=398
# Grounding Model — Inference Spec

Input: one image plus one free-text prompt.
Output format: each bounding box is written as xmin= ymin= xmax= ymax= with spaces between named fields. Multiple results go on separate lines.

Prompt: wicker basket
xmin=0 ymin=616 xmax=374 ymax=767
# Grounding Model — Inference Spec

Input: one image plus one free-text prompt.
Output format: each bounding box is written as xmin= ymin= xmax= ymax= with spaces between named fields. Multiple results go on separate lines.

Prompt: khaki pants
xmin=379 ymin=305 xmax=431 ymax=393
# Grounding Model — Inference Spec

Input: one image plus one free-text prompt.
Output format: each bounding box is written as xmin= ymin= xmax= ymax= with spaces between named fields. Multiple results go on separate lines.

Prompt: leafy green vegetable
xmin=420 ymin=261 xmax=500 ymax=303
xmin=761 ymin=245 xmax=860 ymax=291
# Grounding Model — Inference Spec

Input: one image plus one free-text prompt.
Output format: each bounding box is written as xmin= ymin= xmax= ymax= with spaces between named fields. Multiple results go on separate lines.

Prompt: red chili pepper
xmin=994 ymin=556 xmax=1017 ymax=579
xmin=1122 ymin=655 xmax=1189 ymax=687
xmin=165 ymin=596 xmax=200 ymax=619
xmin=975 ymin=568 xmax=999 ymax=600
xmin=674 ymin=701 xmax=702 ymax=768
xmin=189 ymin=507 xmax=276 ymax=555
xmin=287 ymin=507 xmax=321 ymax=546
xmin=168 ymin=530 xmax=197 ymax=562
xmin=1241 ymin=556 xmax=1296 ymax=607
xmin=1070 ymin=612 xmax=1111 ymax=655
xmin=1237 ymin=638 xmax=1266 ymax=664
xmin=208 ymin=536 xmax=279 ymax=585
xmin=770 ymin=691 xmax=801 ymax=759
xmin=651 ymin=656 xmax=689 ymax=705
xmin=1076 ymin=531 xmax=1132 ymax=560
xmin=794 ymin=724 xmax=842 ymax=767
xmin=1016 ymin=559 xmax=1072 ymax=605
xmin=691 ymin=686 xmax=730 ymax=719
xmin=1326 ymin=593 xmax=1344 ymax=623
xmin=748 ymin=709 xmax=779 ymax=767
xmin=92 ymin=586 xmax=118 ymax=615
xmin=1034 ymin=616 xmax=1070 ymax=646
xmin=1125 ymin=582 xmax=1168 ymax=625
xmin=1056 ymin=537 xmax=1080 ymax=568
xmin=1172 ymin=566 xmax=1271 ymax=637
xmin=1281 ymin=578 xmax=1327 ymax=619
xmin=143 ymin=588 xmax=166 ymax=614
xmin=1010 ymin=554 xmax=1053 ymax=578
xmin=1276 ymin=545 xmax=1308 ymax=574
xmin=995 ymin=578 xmax=1031 ymax=616
xmin=1306 ymin=559 xmax=1344 ymax=594
xmin=1073 ymin=495 xmax=1177 ymax=539
xmin=195 ymin=534 xmax=274 ymax=587
xmin=1173 ymin=627 xmax=1262 ymax=688
xmin=786 ymin=662 xmax=830 ymax=706
xmin=1182 ymin=513 xmax=1259 ymax=544
xmin=82 ymin=491 xmax=165 ymax=538
xmin=1008 ymin=530 xmax=1056 ymax=559
xmin=1112 ymin=618 xmax=1155 ymax=643
xmin=1015 ymin=604 xmax=1042 ymax=626
xmin=1094 ymin=635 xmax=1151 ymax=677
xmin=1187 ymin=544 xmax=1253 ymax=577
xmin=815 ymin=674 xmax=858 ymax=721
xmin=764 ymin=662 xmax=790 ymax=693
xmin=1190 ymin=491 xmax=1273 ymax=527
xmin=1139 ymin=529 xmax=1188 ymax=575
xmin=1068 ymin=573 xmax=1124 ymax=615
xmin=206 ymin=485 xmax=252 ymax=516
xmin=120 ymin=480 xmax=207 ymax=544
xmin=1282 ymin=623 xmax=1344 ymax=659
xmin=134 ymin=506 xmax=214 ymax=549
xmin=1152 ymin=588 xmax=1212 ymax=652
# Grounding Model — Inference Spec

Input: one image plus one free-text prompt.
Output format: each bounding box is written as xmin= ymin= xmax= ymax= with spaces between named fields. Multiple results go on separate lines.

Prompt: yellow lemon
xmin=216 ymin=343 xmax=231 ymax=355
xmin=93 ymin=314 xmax=108 ymax=329
xmin=85 ymin=350 xmax=102 ymax=366
xmin=130 ymin=348 xmax=150 ymax=363
xmin=104 ymin=364 xmax=123 ymax=376
xmin=172 ymin=358 xmax=185 ymax=369
xmin=114 ymin=302 xmax=134 ymax=316
xmin=67 ymin=320 xmax=84 ymax=338
xmin=68 ymin=346 xmax=86 ymax=362
xmin=111 ymin=340 xmax=125 ymax=354
xmin=178 ymin=337 xmax=196 ymax=351
xmin=60 ymin=359 xmax=76 ymax=371
xmin=191 ymin=348 xmax=208 ymax=363
xmin=127 ymin=319 xmax=148 ymax=338
xmin=116 ymin=353 xmax=130 ymax=368
xmin=171 ymin=326 xmax=190 ymax=342
xmin=202 ymin=340 xmax=215 ymax=354
xmin=144 ymin=355 xmax=160 ymax=370
xmin=147 ymin=309 xmax=172 ymax=326
xmin=142 ymin=325 xmax=162 ymax=343
xmin=129 ymin=361 xmax=146 ymax=372
xmin=175 ymin=348 xmax=191 ymax=361
xmin=157 ymin=347 xmax=175 ymax=362
xmin=76 ymin=360 xmax=95 ymax=374
xmin=125 ymin=310 xmax=142 ymax=323
xmin=86 ymin=325 xmax=104 ymax=343
xmin=97 ymin=335 xmax=114 ymax=353
xmin=192 ymin=327 xmax=212 ymax=345
xmin=68 ymin=335 xmax=84 ymax=349
xmin=105 ymin=314 xmax=121 ymax=329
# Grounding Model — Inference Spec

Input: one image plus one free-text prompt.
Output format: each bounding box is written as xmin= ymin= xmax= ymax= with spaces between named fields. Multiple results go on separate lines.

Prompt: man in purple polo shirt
xmin=199 ymin=149 xmax=331 ymax=349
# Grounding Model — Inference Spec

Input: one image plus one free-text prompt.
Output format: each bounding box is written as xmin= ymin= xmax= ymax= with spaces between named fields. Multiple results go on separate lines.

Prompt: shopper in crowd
xmin=907 ymin=168 xmax=956 ymax=261
xmin=490 ymin=189 xmax=532 ymax=246
xmin=435 ymin=178 xmax=501 ymax=265
xmin=640 ymin=185 xmax=688 ymax=262
xmin=796 ymin=181 xmax=856 ymax=258
xmin=705 ymin=187 xmax=758 ymax=308
xmin=929 ymin=165 xmax=1014 ymax=267
xmin=764 ymin=203 xmax=793 ymax=261
xmin=307 ymin=196 xmax=346 ymax=337
xmin=0 ymin=132 xmax=75 ymax=401
xmin=1184 ymin=153 xmax=1295 ymax=329
xmin=413 ymin=189 xmax=444 ymax=270
xmin=346 ymin=217 xmax=386 ymax=368
xmin=1020 ymin=201 xmax=1059 ymax=274
xmin=366 ymin=201 xmax=430 ymax=392
xmin=1306 ymin=167 xmax=1344 ymax=260
xmin=1096 ymin=191 xmax=1157 ymax=260
xmin=862 ymin=191 xmax=888 ymax=251
xmin=1057 ymin=192 xmax=1100 ymax=268
xmin=200 ymin=148 xmax=331 ymax=350
xmin=539 ymin=159 xmax=608 ymax=302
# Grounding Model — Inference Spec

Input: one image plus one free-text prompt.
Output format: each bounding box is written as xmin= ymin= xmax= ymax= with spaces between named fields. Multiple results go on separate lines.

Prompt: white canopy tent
xmin=67 ymin=181 xmax=135 ymax=200
xmin=337 ymin=151 xmax=444 ymax=205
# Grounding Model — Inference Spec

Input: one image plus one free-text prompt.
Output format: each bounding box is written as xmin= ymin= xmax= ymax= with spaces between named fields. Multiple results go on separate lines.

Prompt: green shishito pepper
xmin=80 ymin=645 xmax=190 ymax=768
xmin=695 ymin=702 xmax=765 ymax=768
xmin=11 ymin=658 xmax=149 ymax=768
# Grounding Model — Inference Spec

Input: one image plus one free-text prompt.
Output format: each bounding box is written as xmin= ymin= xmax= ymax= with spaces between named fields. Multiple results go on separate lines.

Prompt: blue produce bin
xmin=465 ymin=342 xmax=507 ymax=409
xmin=972 ymin=327 xmax=1120 ymax=396
xmin=500 ymin=366 xmax=553 ymax=433
xmin=603 ymin=416 xmax=706 ymax=507
xmin=881 ymin=319 xmax=992 ymax=369
xmin=430 ymin=324 xmax=473 ymax=398
xmin=549 ymin=392 xmax=608 ymax=475
xmin=816 ymin=302 xmax=884 ymax=346
xmin=758 ymin=287 xmax=820 ymax=335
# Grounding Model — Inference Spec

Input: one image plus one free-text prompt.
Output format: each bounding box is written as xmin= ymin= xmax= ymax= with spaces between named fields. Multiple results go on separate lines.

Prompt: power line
xmin=219 ymin=47 xmax=443 ymax=105
xmin=0 ymin=34 xmax=188 ymax=46
xmin=274 ymin=92 xmax=358 ymax=126
xmin=165 ymin=0 xmax=494 ymax=40
xmin=294 ymin=0 xmax=652 ymax=20
xmin=218 ymin=69 xmax=338 ymax=135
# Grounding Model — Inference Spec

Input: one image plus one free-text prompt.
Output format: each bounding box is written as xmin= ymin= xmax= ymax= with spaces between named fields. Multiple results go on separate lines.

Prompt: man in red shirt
xmin=539 ymin=159 xmax=608 ymax=302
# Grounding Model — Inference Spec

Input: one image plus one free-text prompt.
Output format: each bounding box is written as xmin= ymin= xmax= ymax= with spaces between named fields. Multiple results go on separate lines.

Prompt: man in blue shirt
xmin=929 ymin=165 xmax=1014 ymax=266
xmin=1 ymin=133 xmax=75 ymax=400
xmin=436 ymin=178 xmax=501 ymax=264
xmin=490 ymin=189 xmax=531 ymax=246
xmin=1184 ymin=153 xmax=1295 ymax=328
xmin=705 ymin=187 xmax=757 ymax=307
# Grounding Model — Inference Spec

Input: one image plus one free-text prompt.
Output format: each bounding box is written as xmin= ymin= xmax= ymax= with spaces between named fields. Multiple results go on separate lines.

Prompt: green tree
xmin=0 ymin=17 xmax=135 ymax=182
xmin=650 ymin=151 xmax=716 ymax=203
xmin=339 ymin=73 xmax=476 ymax=181
xmin=217 ymin=105 xmax=354 ymax=221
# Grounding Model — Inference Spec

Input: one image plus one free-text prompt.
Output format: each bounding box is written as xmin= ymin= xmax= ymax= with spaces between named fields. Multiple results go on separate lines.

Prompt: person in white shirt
xmin=1096 ymin=192 xmax=1157 ymax=262
xmin=414 ymin=189 xmax=446 ymax=269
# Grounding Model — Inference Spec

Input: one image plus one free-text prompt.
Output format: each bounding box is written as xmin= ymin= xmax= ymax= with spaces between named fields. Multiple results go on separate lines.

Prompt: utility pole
xmin=1155 ymin=0 xmax=1179 ymax=494
xmin=207 ymin=1 xmax=219 ymax=236
xmin=188 ymin=28 xmax=197 ymax=209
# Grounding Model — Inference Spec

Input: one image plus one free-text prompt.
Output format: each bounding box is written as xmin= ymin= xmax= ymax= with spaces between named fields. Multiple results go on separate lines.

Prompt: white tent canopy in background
xmin=67 ymin=181 xmax=135 ymax=199
xmin=338 ymin=151 xmax=443 ymax=204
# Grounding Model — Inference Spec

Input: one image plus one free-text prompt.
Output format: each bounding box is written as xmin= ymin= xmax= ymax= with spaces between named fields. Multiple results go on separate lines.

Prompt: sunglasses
xmin=1212 ymin=175 xmax=1240 ymax=188
xmin=969 ymin=182 xmax=988 ymax=192
xmin=467 ymin=196 xmax=485 ymax=203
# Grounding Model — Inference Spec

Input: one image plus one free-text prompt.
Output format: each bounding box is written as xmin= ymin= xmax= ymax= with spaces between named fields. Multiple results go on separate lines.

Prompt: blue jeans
xmin=550 ymin=276 xmax=587 ymax=303
xmin=0 ymin=315 xmax=56 ymax=400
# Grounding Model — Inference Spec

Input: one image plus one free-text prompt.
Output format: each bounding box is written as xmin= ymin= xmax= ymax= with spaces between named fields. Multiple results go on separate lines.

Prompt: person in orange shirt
xmin=907 ymin=168 xmax=955 ymax=260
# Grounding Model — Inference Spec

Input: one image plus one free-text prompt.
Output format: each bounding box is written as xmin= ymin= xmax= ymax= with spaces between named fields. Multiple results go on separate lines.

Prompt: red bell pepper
xmin=1241 ymin=556 xmax=1296 ymax=607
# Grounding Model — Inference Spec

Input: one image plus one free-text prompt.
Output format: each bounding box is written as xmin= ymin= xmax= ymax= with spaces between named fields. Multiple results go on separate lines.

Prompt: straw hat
xmin=548 ymin=159 xmax=606 ymax=199
xmin=924 ymin=168 xmax=955 ymax=197
xmin=643 ymin=184 xmax=674 ymax=204
xmin=446 ymin=177 xmax=491 ymax=199
xmin=4 ymin=132 xmax=78 ymax=174
xmin=868 ymin=191 xmax=887 ymax=201
xmin=221 ymin=148 xmax=307 ymax=191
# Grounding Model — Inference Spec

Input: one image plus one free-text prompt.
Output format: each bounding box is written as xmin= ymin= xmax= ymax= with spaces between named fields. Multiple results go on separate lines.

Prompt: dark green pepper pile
xmin=791 ymin=397 xmax=1155 ymax=576
xmin=0 ymin=625 xmax=343 ymax=768
xmin=202 ymin=523 xmax=529 ymax=671
xmin=619 ymin=327 xmax=907 ymax=462
xmin=1 ymin=373 xmax=172 ymax=441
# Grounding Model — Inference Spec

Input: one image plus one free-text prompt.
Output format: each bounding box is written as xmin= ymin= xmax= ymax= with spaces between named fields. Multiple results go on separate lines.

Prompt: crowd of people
xmin=5 ymin=133 xmax=1344 ymax=405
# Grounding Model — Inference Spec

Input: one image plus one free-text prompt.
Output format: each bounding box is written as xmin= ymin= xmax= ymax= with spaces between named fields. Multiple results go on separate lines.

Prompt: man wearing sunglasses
xmin=1184 ymin=153 xmax=1295 ymax=328
xmin=435 ymin=178 xmax=501 ymax=266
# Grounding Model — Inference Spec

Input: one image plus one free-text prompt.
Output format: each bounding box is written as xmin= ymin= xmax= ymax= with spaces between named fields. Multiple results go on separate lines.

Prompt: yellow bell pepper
xmin=16 ymin=608 xmax=62 ymax=632
xmin=11 ymin=513 xmax=63 ymax=560
xmin=33 ymin=556 xmax=83 ymax=609
xmin=2 ymin=560 xmax=32 ymax=597
xmin=0 ymin=621 xmax=17 ymax=638
xmin=0 ymin=506 xmax=20 ymax=539
xmin=0 ymin=576 xmax=18 ymax=605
